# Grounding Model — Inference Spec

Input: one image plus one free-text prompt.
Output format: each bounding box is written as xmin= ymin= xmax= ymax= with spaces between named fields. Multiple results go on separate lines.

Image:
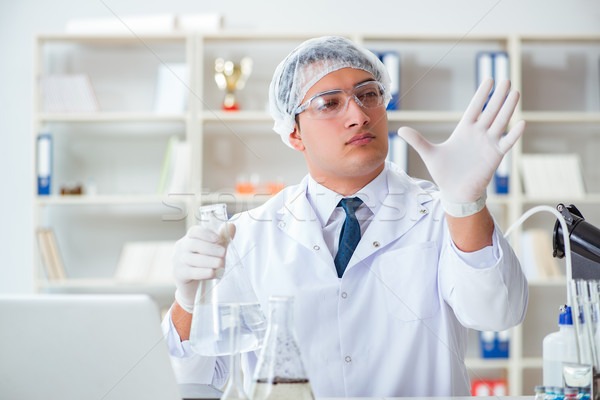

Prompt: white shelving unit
xmin=32 ymin=32 xmax=600 ymax=395
xmin=32 ymin=33 xmax=197 ymax=308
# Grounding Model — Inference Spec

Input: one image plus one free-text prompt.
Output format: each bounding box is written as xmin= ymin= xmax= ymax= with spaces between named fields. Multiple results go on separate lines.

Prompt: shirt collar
xmin=306 ymin=164 xmax=389 ymax=227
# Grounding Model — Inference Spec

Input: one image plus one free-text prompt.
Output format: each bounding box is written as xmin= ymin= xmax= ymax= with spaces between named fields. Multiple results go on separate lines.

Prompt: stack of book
xmin=39 ymin=74 xmax=100 ymax=113
xmin=520 ymin=153 xmax=586 ymax=197
xmin=36 ymin=229 xmax=67 ymax=280
xmin=114 ymin=241 xmax=175 ymax=283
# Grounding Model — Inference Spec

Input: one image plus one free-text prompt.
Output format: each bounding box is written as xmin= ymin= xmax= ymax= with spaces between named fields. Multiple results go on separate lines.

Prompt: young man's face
xmin=290 ymin=67 xmax=389 ymax=188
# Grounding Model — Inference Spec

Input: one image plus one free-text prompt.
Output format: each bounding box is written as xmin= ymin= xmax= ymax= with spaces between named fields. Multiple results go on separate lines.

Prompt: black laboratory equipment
xmin=550 ymin=203 xmax=600 ymax=400
xmin=553 ymin=203 xmax=600 ymax=280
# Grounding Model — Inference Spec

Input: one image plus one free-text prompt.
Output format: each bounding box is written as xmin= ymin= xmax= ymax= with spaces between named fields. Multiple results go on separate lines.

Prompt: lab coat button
xmin=313 ymin=245 xmax=320 ymax=251
xmin=341 ymin=292 xmax=347 ymax=299
xmin=420 ymin=208 xmax=427 ymax=214
xmin=278 ymin=221 xmax=286 ymax=229
xmin=345 ymin=356 xmax=352 ymax=363
xmin=372 ymin=241 xmax=380 ymax=248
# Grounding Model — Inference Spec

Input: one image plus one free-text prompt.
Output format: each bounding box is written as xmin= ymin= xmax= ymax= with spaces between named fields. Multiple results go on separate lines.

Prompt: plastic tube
xmin=504 ymin=205 xmax=575 ymax=359
xmin=504 ymin=205 xmax=573 ymax=291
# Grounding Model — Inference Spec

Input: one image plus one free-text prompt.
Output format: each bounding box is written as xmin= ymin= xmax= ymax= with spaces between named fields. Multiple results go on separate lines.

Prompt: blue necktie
xmin=334 ymin=197 xmax=363 ymax=278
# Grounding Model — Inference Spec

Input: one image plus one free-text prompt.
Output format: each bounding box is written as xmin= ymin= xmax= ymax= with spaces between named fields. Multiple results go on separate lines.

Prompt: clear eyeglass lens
xmin=301 ymin=81 xmax=384 ymax=119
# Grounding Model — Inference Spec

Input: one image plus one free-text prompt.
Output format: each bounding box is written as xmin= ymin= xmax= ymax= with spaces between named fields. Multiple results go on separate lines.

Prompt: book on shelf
xmin=39 ymin=74 xmax=100 ymax=113
xmin=520 ymin=228 xmax=562 ymax=280
xmin=471 ymin=379 xmax=508 ymax=396
xmin=494 ymin=149 xmax=510 ymax=194
xmin=158 ymin=136 xmax=190 ymax=195
xmin=153 ymin=63 xmax=189 ymax=114
xmin=477 ymin=51 xmax=510 ymax=194
xmin=37 ymin=133 xmax=52 ymax=195
xmin=36 ymin=228 xmax=67 ymax=280
xmin=114 ymin=241 xmax=175 ymax=283
xmin=375 ymin=51 xmax=400 ymax=110
xmin=487 ymin=148 xmax=511 ymax=195
xmin=520 ymin=153 xmax=586 ymax=198
xmin=479 ymin=329 xmax=510 ymax=358
xmin=476 ymin=51 xmax=509 ymax=108
xmin=387 ymin=132 xmax=408 ymax=172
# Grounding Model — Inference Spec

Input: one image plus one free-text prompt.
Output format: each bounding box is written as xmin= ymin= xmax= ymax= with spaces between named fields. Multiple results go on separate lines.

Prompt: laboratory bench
xmin=314 ymin=397 xmax=534 ymax=400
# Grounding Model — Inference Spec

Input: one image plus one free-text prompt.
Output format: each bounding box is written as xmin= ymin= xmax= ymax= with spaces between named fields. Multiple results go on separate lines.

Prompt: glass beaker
xmin=251 ymin=296 xmax=315 ymax=400
xmin=189 ymin=203 xmax=267 ymax=356
xmin=220 ymin=303 xmax=249 ymax=400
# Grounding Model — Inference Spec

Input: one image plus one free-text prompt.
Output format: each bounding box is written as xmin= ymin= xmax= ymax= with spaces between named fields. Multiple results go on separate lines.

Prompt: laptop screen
xmin=0 ymin=294 xmax=182 ymax=400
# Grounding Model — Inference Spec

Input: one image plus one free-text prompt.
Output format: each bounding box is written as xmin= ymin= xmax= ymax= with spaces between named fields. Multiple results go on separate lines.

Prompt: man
xmin=163 ymin=36 xmax=528 ymax=397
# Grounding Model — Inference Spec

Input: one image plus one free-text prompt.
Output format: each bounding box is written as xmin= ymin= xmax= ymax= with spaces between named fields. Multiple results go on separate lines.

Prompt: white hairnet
xmin=269 ymin=36 xmax=392 ymax=147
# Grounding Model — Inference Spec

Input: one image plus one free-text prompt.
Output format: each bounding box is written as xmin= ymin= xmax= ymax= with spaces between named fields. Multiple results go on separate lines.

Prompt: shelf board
xmin=201 ymin=192 xmax=512 ymax=208
xmin=519 ymin=357 xmax=543 ymax=369
xmin=465 ymin=357 xmax=510 ymax=369
xmin=38 ymin=33 xmax=190 ymax=43
xmin=201 ymin=110 xmax=272 ymax=122
xmin=362 ymin=33 xmax=510 ymax=42
xmin=521 ymin=193 xmax=600 ymax=204
xmin=36 ymin=194 xmax=174 ymax=206
xmin=527 ymin=277 xmax=566 ymax=287
xmin=201 ymin=110 xmax=600 ymax=124
xmin=200 ymin=32 xmax=319 ymax=41
xmin=387 ymin=110 xmax=463 ymax=122
xmin=200 ymin=32 xmax=511 ymax=42
xmin=519 ymin=34 xmax=600 ymax=42
xmin=39 ymin=278 xmax=174 ymax=290
xmin=200 ymin=110 xmax=465 ymax=123
xmin=466 ymin=357 xmax=544 ymax=370
xmin=36 ymin=32 xmax=600 ymax=43
xmin=487 ymin=194 xmax=511 ymax=206
xmin=38 ymin=279 xmax=175 ymax=306
xmin=521 ymin=112 xmax=600 ymax=124
xmin=36 ymin=193 xmax=278 ymax=207
xmin=201 ymin=192 xmax=273 ymax=206
xmin=37 ymin=112 xmax=188 ymax=122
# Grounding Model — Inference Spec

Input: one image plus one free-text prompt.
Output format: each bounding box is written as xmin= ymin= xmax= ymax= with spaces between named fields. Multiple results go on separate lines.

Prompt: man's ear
xmin=288 ymin=124 xmax=305 ymax=151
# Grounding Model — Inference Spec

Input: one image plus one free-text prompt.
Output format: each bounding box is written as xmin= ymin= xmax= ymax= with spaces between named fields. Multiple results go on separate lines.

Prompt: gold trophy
xmin=214 ymin=57 xmax=253 ymax=111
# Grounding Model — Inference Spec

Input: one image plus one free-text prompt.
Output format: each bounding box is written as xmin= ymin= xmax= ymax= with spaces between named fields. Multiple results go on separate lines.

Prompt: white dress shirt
xmin=162 ymin=162 xmax=528 ymax=397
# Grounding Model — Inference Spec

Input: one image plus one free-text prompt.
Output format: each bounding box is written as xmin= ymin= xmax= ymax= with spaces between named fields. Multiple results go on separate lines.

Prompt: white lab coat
xmin=165 ymin=162 xmax=528 ymax=397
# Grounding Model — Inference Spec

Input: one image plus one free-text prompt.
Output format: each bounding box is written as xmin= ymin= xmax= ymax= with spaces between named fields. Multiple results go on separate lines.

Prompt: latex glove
xmin=172 ymin=223 xmax=236 ymax=313
xmin=397 ymin=78 xmax=526 ymax=217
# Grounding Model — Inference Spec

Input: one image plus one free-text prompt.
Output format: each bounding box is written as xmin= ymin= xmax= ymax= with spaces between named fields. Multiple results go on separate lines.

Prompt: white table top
xmin=179 ymin=384 xmax=535 ymax=400
xmin=317 ymin=397 xmax=534 ymax=400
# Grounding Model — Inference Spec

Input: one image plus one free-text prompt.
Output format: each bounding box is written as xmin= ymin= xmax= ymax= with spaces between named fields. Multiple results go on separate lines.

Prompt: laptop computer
xmin=0 ymin=293 xmax=222 ymax=400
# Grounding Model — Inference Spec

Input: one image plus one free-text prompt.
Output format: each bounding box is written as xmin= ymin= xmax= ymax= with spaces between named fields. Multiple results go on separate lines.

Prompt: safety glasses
xmin=295 ymin=80 xmax=385 ymax=119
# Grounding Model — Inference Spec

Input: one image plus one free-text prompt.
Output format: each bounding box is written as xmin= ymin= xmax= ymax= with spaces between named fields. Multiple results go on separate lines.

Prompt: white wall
xmin=1 ymin=0 xmax=599 ymax=293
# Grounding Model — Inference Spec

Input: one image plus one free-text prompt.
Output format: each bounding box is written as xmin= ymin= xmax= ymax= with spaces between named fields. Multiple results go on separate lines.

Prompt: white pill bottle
xmin=543 ymin=305 xmax=578 ymax=388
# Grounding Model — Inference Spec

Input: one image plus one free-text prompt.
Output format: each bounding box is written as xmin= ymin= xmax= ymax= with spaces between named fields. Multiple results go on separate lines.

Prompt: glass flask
xmin=189 ymin=203 xmax=267 ymax=356
xmin=251 ymin=296 xmax=315 ymax=400
xmin=220 ymin=303 xmax=249 ymax=400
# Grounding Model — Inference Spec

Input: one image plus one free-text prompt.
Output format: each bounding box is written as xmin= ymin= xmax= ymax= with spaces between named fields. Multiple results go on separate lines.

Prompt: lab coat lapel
xmin=276 ymin=177 xmax=332 ymax=267
xmin=352 ymin=169 xmax=434 ymax=265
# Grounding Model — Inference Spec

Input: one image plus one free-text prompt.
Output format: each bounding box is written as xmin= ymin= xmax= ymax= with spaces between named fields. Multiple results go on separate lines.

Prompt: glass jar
xmin=251 ymin=296 xmax=314 ymax=400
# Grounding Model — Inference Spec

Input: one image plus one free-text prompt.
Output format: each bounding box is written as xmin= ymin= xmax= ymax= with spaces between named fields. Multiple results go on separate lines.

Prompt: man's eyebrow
xmin=355 ymin=78 xmax=377 ymax=86
xmin=329 ymin=79 xmax=377 ymax=92
xmin=311 ymin=78 xmax=378 ymax=98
